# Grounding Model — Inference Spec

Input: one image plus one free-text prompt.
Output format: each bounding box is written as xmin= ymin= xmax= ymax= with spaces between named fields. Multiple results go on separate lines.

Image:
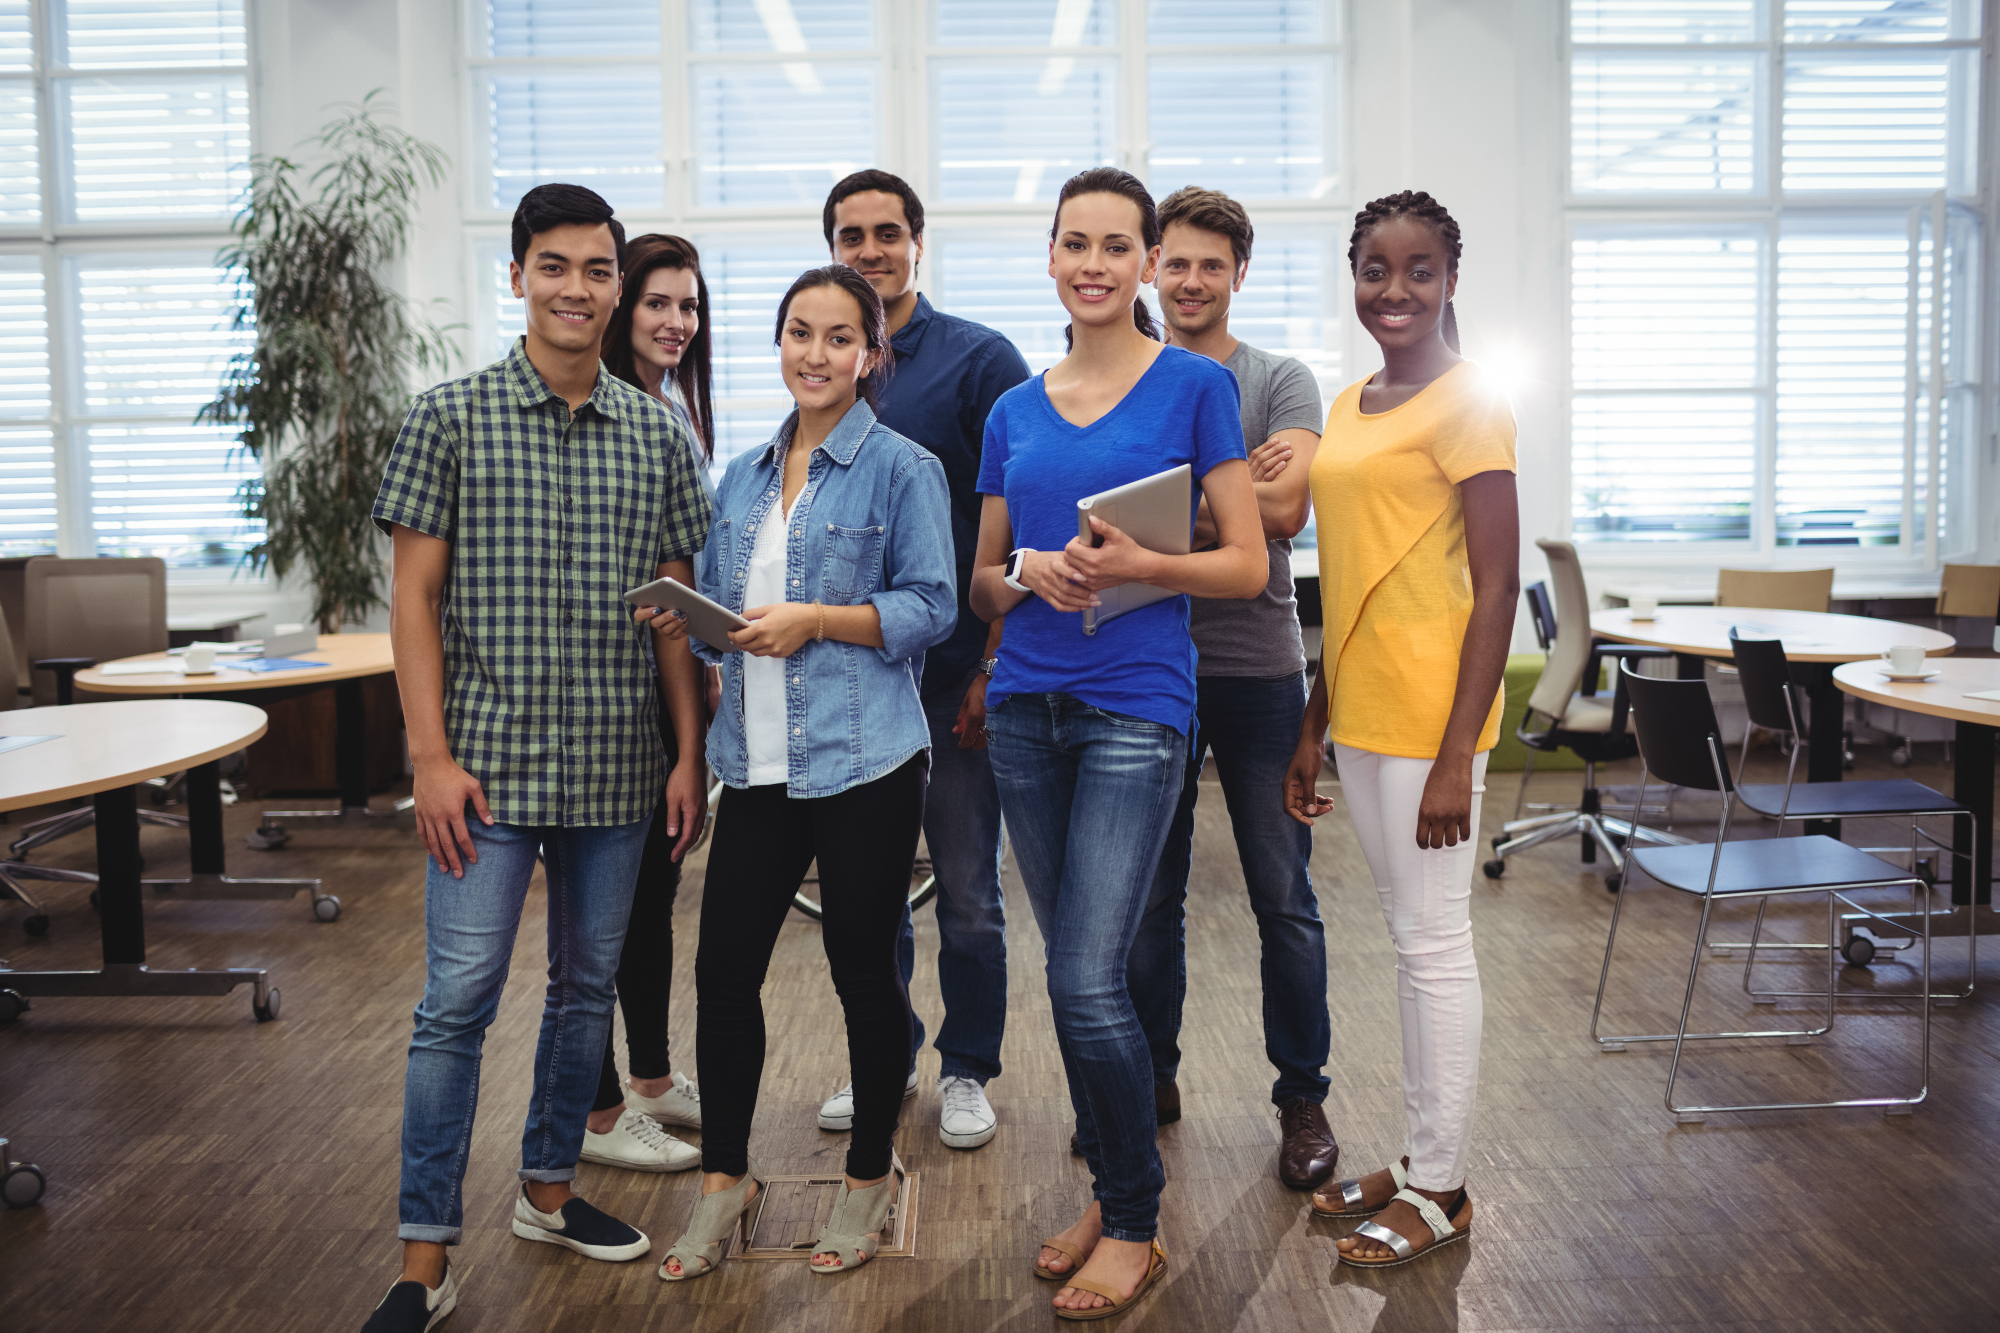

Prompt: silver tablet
xmin=624 ymin=576 xmax=750 ymax=653
xmin=1076 ymin=463 xmax=1192 ymax=636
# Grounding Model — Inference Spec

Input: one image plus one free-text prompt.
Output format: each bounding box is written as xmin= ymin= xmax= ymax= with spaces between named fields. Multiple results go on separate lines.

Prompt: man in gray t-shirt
xmin=1124 ymin=188 xmax=1339 ymax=1193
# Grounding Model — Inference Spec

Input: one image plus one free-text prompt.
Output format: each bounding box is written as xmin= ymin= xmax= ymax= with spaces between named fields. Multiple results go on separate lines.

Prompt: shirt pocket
xmin=822 ymin=523 xmax=885 ymax=602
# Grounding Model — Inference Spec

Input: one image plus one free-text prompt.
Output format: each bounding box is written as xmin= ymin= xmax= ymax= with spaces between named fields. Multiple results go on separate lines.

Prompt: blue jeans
xmin=897 ymin=669 xmax=1009 ymax=1083
xmin=397 ymin=816 xmax=652 ymax=1244
xmin=986 ymin=693 xmax=1184 ymax=1243
xmin=1131 ymin=672 xmax=1331 ymax=1106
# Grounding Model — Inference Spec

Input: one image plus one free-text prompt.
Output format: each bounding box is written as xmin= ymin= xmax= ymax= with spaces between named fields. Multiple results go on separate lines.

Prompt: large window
xmin=468 ymin=0 xmax=1344 ymax=548
xmin=1566 ymin=0 xmax=1989 ymax=562
xmin=0 ymin=0 xmax=256 ymax=569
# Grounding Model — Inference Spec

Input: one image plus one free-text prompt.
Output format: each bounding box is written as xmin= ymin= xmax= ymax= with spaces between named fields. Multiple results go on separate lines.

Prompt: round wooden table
xmin=0 ymin=701 xmax=282 ymax=1022
xmin=1591 ymin=606 xmax=1958 ymax=831
xmin=75 ymin=633 xmax=405 ymax=845
xmin=1835 ymin=657 xmax=1999 ymax=916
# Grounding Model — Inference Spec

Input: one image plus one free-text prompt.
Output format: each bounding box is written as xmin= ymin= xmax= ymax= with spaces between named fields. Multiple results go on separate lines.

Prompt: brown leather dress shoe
xmin=1070 ymin=1082 xmax=1181 ymax=1155
xmin=1276 ymin=1098 xmax=1338 ymax=1190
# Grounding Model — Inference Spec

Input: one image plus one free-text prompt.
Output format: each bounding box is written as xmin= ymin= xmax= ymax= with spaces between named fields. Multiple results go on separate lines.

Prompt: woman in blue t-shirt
xmin=969 ymin=167 xmax=1267 ymax=1321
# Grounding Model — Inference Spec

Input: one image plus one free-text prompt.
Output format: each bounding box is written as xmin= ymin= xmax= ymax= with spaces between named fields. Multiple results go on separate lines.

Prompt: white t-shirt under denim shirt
xmin=741 ymin=490 xmax=798 ymax=785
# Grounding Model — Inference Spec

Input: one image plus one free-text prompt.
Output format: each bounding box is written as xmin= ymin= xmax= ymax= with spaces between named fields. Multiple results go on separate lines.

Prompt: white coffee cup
xmin=1629 ymin=594 xmax=1658 ymax=620
xmin=1884 ymin=644 xmax=1927 ymax=676
xmin=183 ymin=646 xmax=216 ymax=674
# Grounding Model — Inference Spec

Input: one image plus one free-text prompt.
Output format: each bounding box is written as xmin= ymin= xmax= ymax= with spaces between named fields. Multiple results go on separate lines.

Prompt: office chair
xmin=1484 ymin=539 xmax=1683 ymax=892
xmin=10 ymin=558 xmax=186 ymax=862
xmin=1728 ymin=630 xmax=1975 ymax=1000
xmin=0 ymin=604 xmax=100 ymax=936
xmin=1590 ymin=665 xmax=1931 ymax=1121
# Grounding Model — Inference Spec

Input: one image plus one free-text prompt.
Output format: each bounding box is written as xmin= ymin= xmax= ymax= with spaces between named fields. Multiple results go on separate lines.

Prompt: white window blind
xmin=691 ymin=0 xmax=871 ymax=51
xmin=69 ymin=255 xmax=256 ymax=564
xmin=694 ymin=64 xmax=875 ymax=208
xmin=1148 ymin=0 xmax=1323 ymax=44
xmin=1566 ymin=0 xmax=1989 ymax=559
xmin=484 ymin=70 xmax=663 ymax=213
xmin=937 ymin=0 xmax=1114 ymax=46
xmin=487 ymin=0 xmax=659 ymax=56
xmin=934 ymin=58 xmax=1118 ymax=204
xmin=1147 ymin=58 xmax=1331 ymax=200
xmin=0 ymin=1 xmax=256 ymax=567
xmin=1570 ymin=53 xmax=1761 ymax=193
xmin=1571 ymin=231 xmax=1761 ymax=541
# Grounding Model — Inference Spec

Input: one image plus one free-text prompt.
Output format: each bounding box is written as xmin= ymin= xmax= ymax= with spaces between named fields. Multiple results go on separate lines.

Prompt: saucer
xmin=1878 ymin=668 xmax=1940 ymax=683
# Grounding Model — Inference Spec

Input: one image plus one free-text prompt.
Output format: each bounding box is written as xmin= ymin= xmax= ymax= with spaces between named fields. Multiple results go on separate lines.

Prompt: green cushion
xmin=1488 ymin=652 xmax=1587 ymax=773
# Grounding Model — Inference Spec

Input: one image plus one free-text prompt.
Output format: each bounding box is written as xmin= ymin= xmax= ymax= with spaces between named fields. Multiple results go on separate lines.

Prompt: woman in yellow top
xmin=1283 ymin=191 xmax=1519 ymax=1269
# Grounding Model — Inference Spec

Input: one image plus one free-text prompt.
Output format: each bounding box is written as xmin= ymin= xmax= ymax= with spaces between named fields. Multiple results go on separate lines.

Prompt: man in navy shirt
xmin=810 ymin=170 xmax=1030 ymax=1151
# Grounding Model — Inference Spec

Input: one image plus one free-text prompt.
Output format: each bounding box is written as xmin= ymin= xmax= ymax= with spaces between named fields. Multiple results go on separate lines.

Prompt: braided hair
xmin=1347 ymin=190 xmax=1462 ymax=353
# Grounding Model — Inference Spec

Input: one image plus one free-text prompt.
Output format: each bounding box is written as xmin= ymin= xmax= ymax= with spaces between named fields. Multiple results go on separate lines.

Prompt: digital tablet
xmin=1076 ymin=464 xmax=1193 ymax=636
xmin=623 ymin=576 xmax=751 ymax=652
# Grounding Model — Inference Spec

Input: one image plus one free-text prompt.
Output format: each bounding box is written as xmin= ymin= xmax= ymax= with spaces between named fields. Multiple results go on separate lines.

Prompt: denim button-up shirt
xmin=693 ymin=399 xmax=956 ymax=798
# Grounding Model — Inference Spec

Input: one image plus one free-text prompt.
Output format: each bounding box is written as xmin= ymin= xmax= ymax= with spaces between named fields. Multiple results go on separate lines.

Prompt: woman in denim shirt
xmin=640 ymin=265 xmax=955 ymax=1282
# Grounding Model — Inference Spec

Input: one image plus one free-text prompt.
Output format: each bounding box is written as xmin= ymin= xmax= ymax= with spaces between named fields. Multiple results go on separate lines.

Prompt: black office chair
xmin=1589 ymin=665 xmax=1932 ymax=1121
xmin=1484 ymin=541 xmax=1682 ymax=892
xmin=1728 ymin=631 xmax=1975 ymax=1000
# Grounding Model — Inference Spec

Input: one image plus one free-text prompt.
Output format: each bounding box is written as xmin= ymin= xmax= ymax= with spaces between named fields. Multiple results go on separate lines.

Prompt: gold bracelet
xmin=815 ymin=599 xmax=825 ymax=643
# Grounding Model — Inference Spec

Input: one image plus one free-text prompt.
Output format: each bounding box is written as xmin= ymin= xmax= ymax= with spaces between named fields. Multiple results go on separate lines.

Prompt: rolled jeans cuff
xmin=518 ymin=1167 xmax=576 ymax=1184
xmin=397 ymin=1224 xmax=461 ymax=1245
xmin=1100 ymin=1225 xmax=1158 ymax=1244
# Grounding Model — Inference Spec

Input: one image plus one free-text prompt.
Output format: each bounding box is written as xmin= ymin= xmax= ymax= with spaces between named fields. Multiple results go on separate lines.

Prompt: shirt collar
xmin=504 ymin=336 xmax=623 ymax=421
xmin=758 ymin=398 xmax=877 ymax=469
xmin=889 ymin=293 xmax=935 ymax=359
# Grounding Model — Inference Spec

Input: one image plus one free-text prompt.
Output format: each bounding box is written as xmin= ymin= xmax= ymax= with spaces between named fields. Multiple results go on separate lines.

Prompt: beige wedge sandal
xmin=809 ymin=1172 xmax=898 ymax=1274
xmin=1052 ymin=1238 xmax=1168 ymax=1322
xmin=658 ymin=1170 xmax=763 ymax=1281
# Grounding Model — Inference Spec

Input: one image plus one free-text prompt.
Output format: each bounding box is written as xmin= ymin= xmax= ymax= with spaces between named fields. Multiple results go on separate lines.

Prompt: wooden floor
xmin=3 ymin=743 xmax=1998 ymax=1332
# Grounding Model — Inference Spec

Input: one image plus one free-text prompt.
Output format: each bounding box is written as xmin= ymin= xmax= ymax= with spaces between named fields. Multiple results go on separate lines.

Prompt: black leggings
xmin=594 ymin=710 xmax=685 ymax=1114
xmin=592 ymin=791 xmax=682 ymax=1113
xmin=696 ymin=754 xmax=926 ymax=1181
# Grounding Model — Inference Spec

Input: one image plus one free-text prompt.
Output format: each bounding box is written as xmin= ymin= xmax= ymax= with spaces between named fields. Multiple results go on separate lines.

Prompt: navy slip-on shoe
xmin=511 ymin=1185 xmax=651 ymax=1261
xmin=359 ymin=1264 xmax=456 ymax=1332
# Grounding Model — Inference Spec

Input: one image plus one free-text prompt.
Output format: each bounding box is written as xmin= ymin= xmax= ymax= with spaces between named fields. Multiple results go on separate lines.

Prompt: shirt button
xmin=792 ymin=675 xmax=801 ymax=684
xmin=791 ymin=578 xmax=800 ymax=587
xmin=566 ymin=675 xmax=576 ymax=686
xmin=793 ymin=726 xmax=801 ymax=736
xmin=564 ymin=613 xmax=574 ymax=624
xmin=565 ymin=496 xmax=574 ymax=506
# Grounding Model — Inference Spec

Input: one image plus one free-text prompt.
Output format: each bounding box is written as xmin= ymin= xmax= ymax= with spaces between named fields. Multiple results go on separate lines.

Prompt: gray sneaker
xmin=817 ymin=1069 xmax=920 ymax=1131
xmin=580 ymin=1109 xmax=700 ymax=1173
xmin=937 ymin=1076 xmax=997 ymax=1150
xmin=625 ymin=1071 xmax=702 ymax=1130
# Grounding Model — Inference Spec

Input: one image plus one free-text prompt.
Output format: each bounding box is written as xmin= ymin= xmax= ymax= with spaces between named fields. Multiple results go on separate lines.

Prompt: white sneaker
xmin=817 ymin=1069 xmax=921 ymax=1131
xmin=625 ymin=1071 xmax=702 ymax=1129
xmin=937 ymin=1075 xmax=997 ymax=1150
xmin=580 ymin=1110 xmax=701 ymax=1173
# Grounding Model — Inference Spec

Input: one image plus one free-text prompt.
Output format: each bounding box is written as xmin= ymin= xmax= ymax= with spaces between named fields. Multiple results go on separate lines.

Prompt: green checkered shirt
xmin=373 ymin=339 xmax=712 ymax=826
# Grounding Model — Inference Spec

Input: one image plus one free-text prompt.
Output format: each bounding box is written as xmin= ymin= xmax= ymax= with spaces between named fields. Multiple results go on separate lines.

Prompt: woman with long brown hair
xmin=570 ymin=234 xmax=719 ymax=1177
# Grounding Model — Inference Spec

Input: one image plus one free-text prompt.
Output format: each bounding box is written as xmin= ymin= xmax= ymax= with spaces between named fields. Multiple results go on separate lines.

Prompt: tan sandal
xmin=1034 ymin=1235 xmax=1088 ymax=1282
xmin=1052 ymin=1238 xmax=1167 ymax=1322
xmin=1336 ymin=1188 xmax=1471 ymax=1269
xmin=1311 ymin=1156 xmax=1408 ymax=1219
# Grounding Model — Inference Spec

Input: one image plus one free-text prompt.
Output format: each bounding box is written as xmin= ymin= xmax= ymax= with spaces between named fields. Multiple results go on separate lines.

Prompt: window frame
xmin=1560 ymin=0 xmax=1999 ymax=571
xmin=462 ymin=0 xmax=1353 ymax=478
xmin=0 ymin=0 xmax=258 ymax=577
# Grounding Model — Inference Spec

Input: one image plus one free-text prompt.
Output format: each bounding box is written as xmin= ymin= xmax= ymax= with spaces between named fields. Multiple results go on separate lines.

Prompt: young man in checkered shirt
xmin=361 ymin=184 xmax=712 ymax=1333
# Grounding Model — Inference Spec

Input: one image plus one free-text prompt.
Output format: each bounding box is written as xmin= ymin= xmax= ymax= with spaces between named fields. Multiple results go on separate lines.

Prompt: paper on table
xmin=1964 ymin=688 xmax=2000 ymax=703
xmin=98 ymin=660 xmax=185 ymax=676
xmin=0 ymin=734 xmax=58 ymax=755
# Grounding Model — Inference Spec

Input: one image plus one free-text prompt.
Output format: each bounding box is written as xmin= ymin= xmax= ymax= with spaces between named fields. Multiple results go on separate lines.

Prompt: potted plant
xmin=198 ymin=96 xmax=457 ymax=633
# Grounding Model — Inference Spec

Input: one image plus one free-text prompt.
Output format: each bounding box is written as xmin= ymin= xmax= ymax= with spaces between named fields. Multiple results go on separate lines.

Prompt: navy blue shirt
xmin=873 ymin=293 xmax=1032 ymax=698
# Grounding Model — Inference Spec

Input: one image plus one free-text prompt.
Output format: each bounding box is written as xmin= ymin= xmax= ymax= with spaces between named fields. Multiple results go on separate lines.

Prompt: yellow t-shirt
xmin=1310 ymin=361 xmax=1517 ymax=759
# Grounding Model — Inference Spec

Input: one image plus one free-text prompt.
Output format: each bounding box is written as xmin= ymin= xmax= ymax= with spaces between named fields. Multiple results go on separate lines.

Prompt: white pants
xmin=1332 ymin=743 xmax=1487 ymax=1192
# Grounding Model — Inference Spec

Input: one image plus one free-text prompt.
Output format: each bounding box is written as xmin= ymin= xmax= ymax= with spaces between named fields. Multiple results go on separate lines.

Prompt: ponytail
xmin=1442 ymin=298 xmax=1460 ymax=354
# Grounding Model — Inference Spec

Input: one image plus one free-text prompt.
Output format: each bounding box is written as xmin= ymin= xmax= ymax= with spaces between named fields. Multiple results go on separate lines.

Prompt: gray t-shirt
xmin=1189 ymin=340 xmax=1324 ymax=677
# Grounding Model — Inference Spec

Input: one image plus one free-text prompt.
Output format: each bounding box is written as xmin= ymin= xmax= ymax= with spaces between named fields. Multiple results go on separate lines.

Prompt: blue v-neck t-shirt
xmin=976 ymin=342 xmax=1245 ymax=733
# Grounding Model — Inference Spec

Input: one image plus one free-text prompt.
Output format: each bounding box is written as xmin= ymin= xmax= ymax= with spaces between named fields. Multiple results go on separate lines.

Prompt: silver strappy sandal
xmin=1337 ymin=1187 xmax=1471 ymax=1269
xmin=1311 ymin=1156 xmax=1407 ymax=1219
xmin=809 ymin=1171 xmax=898 ymax=1274
xmin=658 ymin=1170 xmax=763 ymax=1281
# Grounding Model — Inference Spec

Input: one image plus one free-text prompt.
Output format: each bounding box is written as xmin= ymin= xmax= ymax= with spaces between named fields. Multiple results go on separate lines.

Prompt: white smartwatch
xmin=1003 ymin=547 xmax=1034 ymax=593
